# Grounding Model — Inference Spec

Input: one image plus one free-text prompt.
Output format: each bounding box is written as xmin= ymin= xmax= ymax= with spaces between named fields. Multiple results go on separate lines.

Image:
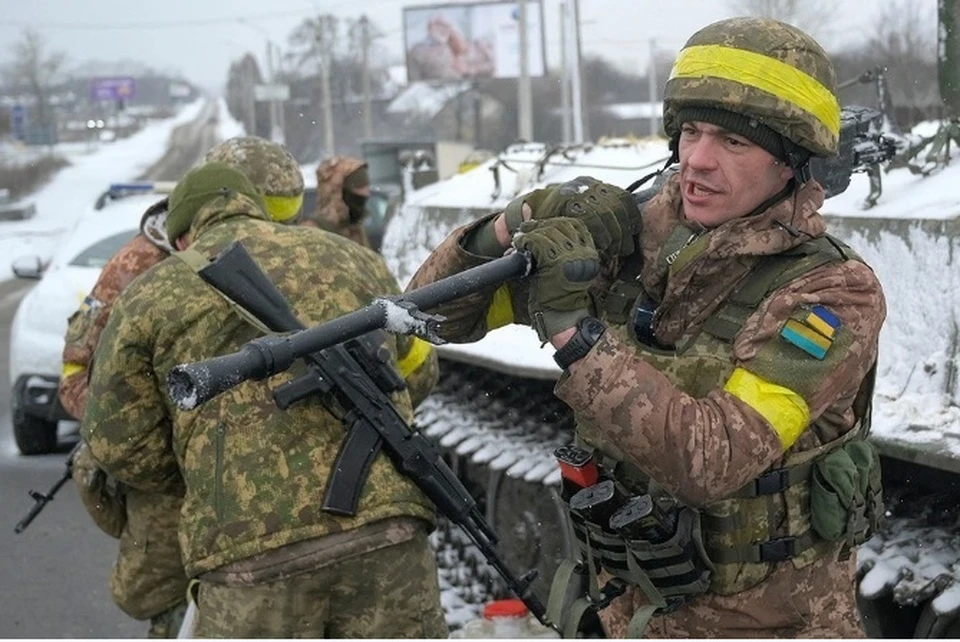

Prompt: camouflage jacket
xmin=407 ymin=175 xmax=884 ymax=637
xmin=60 ymin=233 xmax=168 ymax=420
xmin=299 ymin=156 xmax=371 ymax=248
xmin=82 ymin=193 xmax=437 ymax=577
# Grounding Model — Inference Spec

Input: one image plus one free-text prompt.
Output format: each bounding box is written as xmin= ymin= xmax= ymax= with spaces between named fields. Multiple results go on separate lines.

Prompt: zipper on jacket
xmin=215 ymin=422 xmax=226 ymax=520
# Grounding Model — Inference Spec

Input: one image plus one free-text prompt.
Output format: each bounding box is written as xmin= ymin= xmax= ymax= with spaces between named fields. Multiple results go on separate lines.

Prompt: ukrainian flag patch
xmin=806 ymin=305 xmax=840 ymax=339
xmin=780 ymin=306 xmax=841 ymax=360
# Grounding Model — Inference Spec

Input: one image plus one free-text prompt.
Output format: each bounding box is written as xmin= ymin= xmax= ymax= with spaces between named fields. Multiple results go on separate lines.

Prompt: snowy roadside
xmin=0 ymin=99 xmax=206 ymax=282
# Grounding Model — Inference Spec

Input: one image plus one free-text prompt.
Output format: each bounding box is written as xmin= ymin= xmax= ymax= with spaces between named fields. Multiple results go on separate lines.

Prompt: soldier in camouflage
xmin=408 ymin=17 xmax=884 ymax=638
xmin=61 ymin=136 xmax=309 ymax=638
xmin=300 ymin=156 xmax=374 ymax=249
xmin=80 ymin=162 xmax=445 ymax=638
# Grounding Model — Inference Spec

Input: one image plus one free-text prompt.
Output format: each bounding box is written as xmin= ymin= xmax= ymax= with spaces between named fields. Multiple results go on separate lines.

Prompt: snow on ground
xmin=0 ymin=99 xmax=205 ymax=282
xmin=215 ymin=96 xmax=246 ymax=141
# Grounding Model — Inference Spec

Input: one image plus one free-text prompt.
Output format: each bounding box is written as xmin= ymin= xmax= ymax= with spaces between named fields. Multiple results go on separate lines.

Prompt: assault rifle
xmin=166 ymin=243 xmax=552 ymax=627
xmin=14 ymin=441 xmax=82 ymax=533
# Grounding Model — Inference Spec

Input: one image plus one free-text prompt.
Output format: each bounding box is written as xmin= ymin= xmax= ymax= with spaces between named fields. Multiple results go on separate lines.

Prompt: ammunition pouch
xmin=810 ymin=440 xmax=883 ymax=553
xmin=570 ymin=506 xmax=711 ymax=609
xmin=548 ymin=499 xmax=712 ymax=637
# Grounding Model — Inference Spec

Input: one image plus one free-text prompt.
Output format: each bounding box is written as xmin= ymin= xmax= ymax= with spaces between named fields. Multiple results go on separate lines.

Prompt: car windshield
xmin=68 ymin=229 xmax=138 ymax=268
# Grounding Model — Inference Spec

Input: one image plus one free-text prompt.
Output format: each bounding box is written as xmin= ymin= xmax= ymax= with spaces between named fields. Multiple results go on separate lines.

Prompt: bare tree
xmin=725 ymin=0 xmax=834 ymax=44
xmin=865 ymin=0 xmax=938 ymax=113
xmin=5 ymin=29 xmax=65 ymax=126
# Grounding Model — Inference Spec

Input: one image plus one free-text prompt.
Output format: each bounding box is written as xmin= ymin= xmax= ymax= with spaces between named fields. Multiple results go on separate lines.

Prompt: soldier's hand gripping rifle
xmin=165 ymin=243 xmax=555 ymax=629
xmin=14 ymin=440 xmax=82 ymax=533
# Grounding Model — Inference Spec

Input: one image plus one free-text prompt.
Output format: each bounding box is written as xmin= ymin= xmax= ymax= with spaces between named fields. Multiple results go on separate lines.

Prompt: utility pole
xmin=360 ymin=15 xmax=373 ymax=141
xmin=648 ymin=38 xmax=658 ymax=137
xmin=517 ymin=0 xmax=533 ymax=141
xmin=245 ymin=72 xmax=256 ymax=136
xmin=266 ymin=41 xmax=283 ymax=144
xmin=570 ymin=0 xmax=585 ymax=143
xmin=316 ymin=15 xmax=336 ymax=157
xmin=559 ymin=1 xmax=572 ymax=143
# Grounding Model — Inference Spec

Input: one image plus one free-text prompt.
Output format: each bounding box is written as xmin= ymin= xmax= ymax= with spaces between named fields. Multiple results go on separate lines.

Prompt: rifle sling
xmin=174 ymin=246 xmax=383 ymax=517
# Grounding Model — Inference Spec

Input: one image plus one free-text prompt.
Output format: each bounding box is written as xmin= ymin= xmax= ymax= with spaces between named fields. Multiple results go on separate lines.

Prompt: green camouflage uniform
xmin=63 ymin=137 xmax=317 ymax=638
xmin=81 ymin=174 xmax=444 ymax=638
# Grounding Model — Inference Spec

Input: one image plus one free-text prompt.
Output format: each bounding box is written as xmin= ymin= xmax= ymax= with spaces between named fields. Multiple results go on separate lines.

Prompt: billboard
xmin=91 ymin=77 xmax=136 ymax=102
xmin=404 ymin=1 xmax=545 ymax=82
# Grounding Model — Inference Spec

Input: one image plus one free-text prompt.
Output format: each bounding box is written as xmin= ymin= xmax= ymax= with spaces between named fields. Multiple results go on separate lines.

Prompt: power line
xmin=0 ymin=8 xmax=314 ymax=31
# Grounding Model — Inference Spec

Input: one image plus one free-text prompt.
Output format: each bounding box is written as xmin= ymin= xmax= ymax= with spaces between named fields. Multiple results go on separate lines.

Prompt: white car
xmin=9 ymin=182 xmax=173 ymax=455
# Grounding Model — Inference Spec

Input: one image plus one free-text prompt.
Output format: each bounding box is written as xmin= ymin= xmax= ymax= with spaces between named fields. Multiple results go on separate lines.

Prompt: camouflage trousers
xmin=146 ymin=601 xmax=188 ymax=638
xmin=112 ymin=490 xmax=190 ymax=621
xmin=193 ymin=531 xmax=448 ymax=638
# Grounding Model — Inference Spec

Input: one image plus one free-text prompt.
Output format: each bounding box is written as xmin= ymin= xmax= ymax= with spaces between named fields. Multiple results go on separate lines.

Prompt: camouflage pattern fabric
xmin=406 ymin=173 xmax=884 ymax=637
xmin=60 ymin=234 xmax=167 ymax=420
xmin=111 ymin=489 xmax=188 ymax=621
xmin=203 ymin=136 xmax=304 ymax=197
xmin=59 ymin=226 xmax=189 ymax=623
xmin=597 ymin=549 xmax=863 ymax=638
xmin=194 ymin=529 xmax=446 ymax=638
xmin=81 ymin=191 xmax=437 ymax=580
xmin=300 ymin=156 xmax=371 ymax=248
xmin=71 ymin=440 xmax=126 ymax=538
xmin=662 ymin=17 xmax=840 ymax=157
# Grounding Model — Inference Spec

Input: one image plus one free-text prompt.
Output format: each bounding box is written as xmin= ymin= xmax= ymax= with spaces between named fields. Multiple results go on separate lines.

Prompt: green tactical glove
xmin=512 ymin=217 xmax=600 ymax=341
xmin=504 ymin=176 xmax=639 ymax=260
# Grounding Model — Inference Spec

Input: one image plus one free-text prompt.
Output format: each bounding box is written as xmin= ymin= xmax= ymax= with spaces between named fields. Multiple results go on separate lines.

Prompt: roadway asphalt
xmin=0 ymin=101 xmax=221 ymax=638
xmin=0 ymin=278 xmax=145 ymax=638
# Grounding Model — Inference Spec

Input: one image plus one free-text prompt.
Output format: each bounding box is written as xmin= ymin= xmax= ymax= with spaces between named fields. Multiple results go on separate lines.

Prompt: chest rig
xmin=549 ymin=225 xmax=881 ymax=636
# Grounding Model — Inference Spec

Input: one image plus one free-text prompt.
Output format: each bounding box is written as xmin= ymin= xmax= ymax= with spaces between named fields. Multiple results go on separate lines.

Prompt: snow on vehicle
xmin=382 ymin=127 xmax=960 ymax=636
xmin=8 ymin=182 xmax=173 ymax=455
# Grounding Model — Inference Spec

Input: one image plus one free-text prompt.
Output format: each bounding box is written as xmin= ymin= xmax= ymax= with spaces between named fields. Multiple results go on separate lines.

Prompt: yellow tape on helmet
xmin=723 ymin=367 xmax=810 ymax=450
xmin=263 ymin=194 xmax=304 ymax=223
xmin=670 ymin=44 xmax=840 ymax=138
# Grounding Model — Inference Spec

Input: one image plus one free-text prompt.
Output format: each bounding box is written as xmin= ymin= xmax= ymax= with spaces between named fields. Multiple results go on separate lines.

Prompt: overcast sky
xmin=0 ymin=0 xmax=937 ymax=94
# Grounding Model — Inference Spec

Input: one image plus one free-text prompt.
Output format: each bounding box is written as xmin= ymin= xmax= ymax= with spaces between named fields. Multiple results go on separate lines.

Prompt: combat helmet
xmin=662 ymin=17 xmax=840 ymax=173
xmin=204 ymin=136 xmax=304 ymax=222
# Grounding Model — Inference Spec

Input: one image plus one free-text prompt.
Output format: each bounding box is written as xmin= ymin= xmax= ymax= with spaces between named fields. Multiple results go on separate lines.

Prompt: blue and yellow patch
xmin=780 ymin=306 xmax=841 ymax=360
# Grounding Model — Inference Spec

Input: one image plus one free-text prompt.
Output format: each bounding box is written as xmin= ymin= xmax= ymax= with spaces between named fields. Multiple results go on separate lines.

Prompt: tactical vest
xmin=567 ymin=226 xmax=880 ymax=606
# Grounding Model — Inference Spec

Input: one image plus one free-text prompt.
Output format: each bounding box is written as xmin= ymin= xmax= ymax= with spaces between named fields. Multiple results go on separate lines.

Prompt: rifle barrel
xmin=168 ymin=252 xmax=530 ymax=409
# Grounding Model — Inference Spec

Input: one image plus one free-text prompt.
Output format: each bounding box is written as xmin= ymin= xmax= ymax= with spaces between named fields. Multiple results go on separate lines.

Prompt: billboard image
xmin=404 ymin=1 xmax=545 ymax=82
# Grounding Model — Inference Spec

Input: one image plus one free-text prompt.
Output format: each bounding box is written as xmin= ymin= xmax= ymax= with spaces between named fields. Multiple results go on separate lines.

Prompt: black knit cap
xmin=675 ymin=106 xmax=812 ymax=169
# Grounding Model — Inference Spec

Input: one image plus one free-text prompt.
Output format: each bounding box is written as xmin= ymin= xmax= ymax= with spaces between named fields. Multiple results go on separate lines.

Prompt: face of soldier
xmin=677 ymin=121 xmax=794 ymax=228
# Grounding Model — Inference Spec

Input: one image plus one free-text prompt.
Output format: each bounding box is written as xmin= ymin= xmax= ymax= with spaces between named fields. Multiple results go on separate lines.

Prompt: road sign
xmin=91 ymin=77 xmax=136 ymax=101
xmin=24 ymin=123 xmax=58 ymax=146
xmin=254 ymin=84 xmax=290 ymax=102
xmin=9 ymin=104 xmax=26 ymax=141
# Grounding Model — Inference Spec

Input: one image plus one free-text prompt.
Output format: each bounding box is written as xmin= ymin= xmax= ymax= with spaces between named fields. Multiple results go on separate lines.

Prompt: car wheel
xmin=13 ymin=407 xmax=58 ymax=455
